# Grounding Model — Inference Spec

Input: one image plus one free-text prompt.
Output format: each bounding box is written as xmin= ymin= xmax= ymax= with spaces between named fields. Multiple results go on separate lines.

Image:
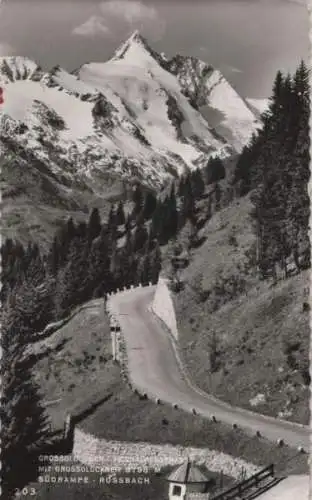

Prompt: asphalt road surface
xmin=110 ymin=286 xmax=310 ymax=450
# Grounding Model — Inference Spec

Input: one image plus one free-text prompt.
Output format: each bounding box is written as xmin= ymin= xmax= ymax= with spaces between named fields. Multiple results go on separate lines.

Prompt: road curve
xmin=110 ymin=286 xmax=310 ymax=450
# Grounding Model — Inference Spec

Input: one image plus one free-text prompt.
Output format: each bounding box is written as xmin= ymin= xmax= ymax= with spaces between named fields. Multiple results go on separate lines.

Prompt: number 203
xmin=15 ymin=487 xmax=36 ymax=496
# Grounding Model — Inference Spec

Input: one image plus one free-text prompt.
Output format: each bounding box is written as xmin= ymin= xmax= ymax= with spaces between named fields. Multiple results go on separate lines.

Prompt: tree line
xmin=1 ymin=159 xmax=226 ymax=316
xmin=234 ymin=60 xmax=310 ymax=279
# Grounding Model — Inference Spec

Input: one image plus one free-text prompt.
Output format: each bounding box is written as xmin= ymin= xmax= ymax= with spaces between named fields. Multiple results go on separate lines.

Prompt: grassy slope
xmin=170 ymin=194 xmax=309 ymax=425
xmin=33 ymin=299 xmax=114 ymax=430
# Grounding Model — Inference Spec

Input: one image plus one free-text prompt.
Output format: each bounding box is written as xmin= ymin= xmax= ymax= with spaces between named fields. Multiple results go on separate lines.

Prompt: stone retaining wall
xmin=73 ymin=427 xmax=260 ymax=479
xmin=151 ymin=278 xmax=179 ymax=340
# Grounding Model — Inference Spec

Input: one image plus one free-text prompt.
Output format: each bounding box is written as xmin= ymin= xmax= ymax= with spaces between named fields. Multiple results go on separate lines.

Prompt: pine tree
xmin=54 ymin=234 xmax=90 ymax=317
xmin=133 ymin=221 xmax=148 ymax=253
xmin=150 ymin=200 xmax=163 ymax=240
xmin=206 ymin=192 xmax=212 ymax=220
xmin=87 ymin=208 xmax=101 ymax=244
xmin=48 ymin=236 xmax=60 ymax=276
xmin=116 ymin=201 xmax=126 ymax=226
xmin=25 ymin=247 xmax=46 ymax=287
xmin=215 ymin=183 xmax=221 ymax=211
xmin=84 ymin=230 xmax=111 ymax=299
xmin=119 ymin=229 xmax=136 ymax=287
xmin=1 ymin=297 xmax=50 ymax=498
xmin=132 ymin=184 xmax=144 ymax=217
xmin=205 ymin=157 xmax=225 ymax=185
xmin=247 ymin=62 xmax=310 ymax=278
xmin=139 ymin=253 xmax=152 ymax=285
xmin=178 ymin=176 xmax=185 ymax=197
xmin=191 ymin=169 xmax=205 ymax=199
xmin=57 ymin=217 xmax=76 ymax=267
xmin=108 ymin=204 xmax=116 ymax=231
xmin=125 ymin=213 xmax=132 ymax=232
xmin=143 ymin=191 xmax=157 ymax=220
xmin=180 ymin=174 xmax=196 ymax=226
xmin=167 ymin=184 xmax=179 ymax=239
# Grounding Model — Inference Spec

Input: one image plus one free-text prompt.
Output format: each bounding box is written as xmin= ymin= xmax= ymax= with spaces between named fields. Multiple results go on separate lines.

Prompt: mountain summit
xmin=114 ymin=29 xmax=151 ymax=54
xmin=110 ymin=30 xmax=167 ymax=68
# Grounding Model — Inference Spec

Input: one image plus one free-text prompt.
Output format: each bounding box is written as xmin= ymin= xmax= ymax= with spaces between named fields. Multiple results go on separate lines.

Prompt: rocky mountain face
xmin=1 ymin=31 xmax=259 ymax=243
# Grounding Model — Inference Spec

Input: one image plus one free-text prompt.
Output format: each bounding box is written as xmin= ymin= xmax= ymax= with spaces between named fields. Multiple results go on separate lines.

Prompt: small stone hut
xmin=166 ymin=459 xmax=214 ymax=500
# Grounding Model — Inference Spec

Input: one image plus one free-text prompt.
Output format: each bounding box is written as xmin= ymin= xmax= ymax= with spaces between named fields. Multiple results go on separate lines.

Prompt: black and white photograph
xmin=0 ymin=0 xmax=310 ymax=499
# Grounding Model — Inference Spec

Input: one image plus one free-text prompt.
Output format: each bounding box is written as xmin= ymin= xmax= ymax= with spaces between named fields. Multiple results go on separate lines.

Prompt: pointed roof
xmin=166 ymin=459 xmax=212 ymax=484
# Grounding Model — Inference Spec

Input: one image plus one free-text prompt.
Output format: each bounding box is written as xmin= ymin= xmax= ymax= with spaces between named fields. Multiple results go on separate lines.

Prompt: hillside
xmin=1 ymin=147 xmax=127 ymax=250
xmin=169 ymin=193 xmax=309 ymax=425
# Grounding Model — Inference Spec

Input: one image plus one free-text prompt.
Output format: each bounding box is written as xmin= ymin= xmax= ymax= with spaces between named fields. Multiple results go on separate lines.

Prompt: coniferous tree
xmin=25 ymin=247 xmax=46 ymax=287
xmin=180 ymin=174 xmax=196 ymax=226
xmin=56 ymin=217 xmax=76 ymax=267
xmin=138 ymin=253 xmax=152 ymax=285
xmin=133 ymin=221 xmax=148 ymax=253
xmin=132 ymin=184 xmax=144 ymax=217
xmin=143 ymin=228 xmax=153 ymax=254
xmin=116 ymin=201 xmax=126 ymax=226
xmin=178 ymin=176 xmax=185 ymax=197
xmin=143 ymin=191 xmax=157 ymax=220
xmin=215 ymin=183 xmax=221 ymax=211
xmin=167 ymin=184 xmax=179 ymax=239
xmin=55 ymin=231 xmax=89 ymax=317
xmin=85 ymin=227 xmax=112 ymax=298
xmin=1 ymin=296 xmax=50 ymax=499
xmin=205 ymin=157 xmax=225 ymax=185
xmin=150 ymin=200 xmax=163 ymax=240
xmin=244 ymin=62 xmax=310 ymax=278
xmin=206 ymin=193 xmax=213 ymax=220
xmin=47 ymin=236 xmax=60 ymax=276
xmin=108 ymin=205 xmax=118 ymax=241
xmin=119 ymin=228 xmax=136 ymax=286
xmin=125 ymin=213 xmax=132 ymax=232
xmin=87 ymin=208 xmax=101 ymax=244
xmin=191 ymin=169 xmax=205 ymax=199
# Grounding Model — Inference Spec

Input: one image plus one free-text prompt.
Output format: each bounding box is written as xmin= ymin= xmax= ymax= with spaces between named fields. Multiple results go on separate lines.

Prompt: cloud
xmin=228 ymin=66 xmax=243 ymax=74
xmin=99 ymin=0 xmax=165 ymax=41
xmin=99 ymin=1 xmax=157 ymax=24
xmin=220 ymin=63 xmax=243 ymax=74
xmin=72 ymin=15 xmax=110 ymax=37
xmin=72 ymin=1 xmax=164 ymax=42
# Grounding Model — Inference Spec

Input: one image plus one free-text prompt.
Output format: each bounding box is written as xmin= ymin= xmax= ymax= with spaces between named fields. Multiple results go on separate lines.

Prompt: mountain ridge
xmin=1 ymin=31 xmax=260 ymax=243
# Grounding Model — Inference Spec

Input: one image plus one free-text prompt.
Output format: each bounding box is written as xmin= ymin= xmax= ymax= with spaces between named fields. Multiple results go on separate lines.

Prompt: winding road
xmin=110 ymin=286 xmax=310 ymax=450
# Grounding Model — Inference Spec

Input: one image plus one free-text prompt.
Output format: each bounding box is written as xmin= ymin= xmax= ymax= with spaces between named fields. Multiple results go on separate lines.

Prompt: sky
xmin=0 ymin=0 xmax=309 ymax=98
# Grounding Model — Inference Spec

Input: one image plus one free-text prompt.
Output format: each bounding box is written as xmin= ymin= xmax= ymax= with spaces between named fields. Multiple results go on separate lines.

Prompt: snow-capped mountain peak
xmin=110 ymin=30 xmax=166 ymax=68
xmin=127 ymin=29 xmax=146 ymax=44
xmin=0 ymin=35 xmax=260 ymax=199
